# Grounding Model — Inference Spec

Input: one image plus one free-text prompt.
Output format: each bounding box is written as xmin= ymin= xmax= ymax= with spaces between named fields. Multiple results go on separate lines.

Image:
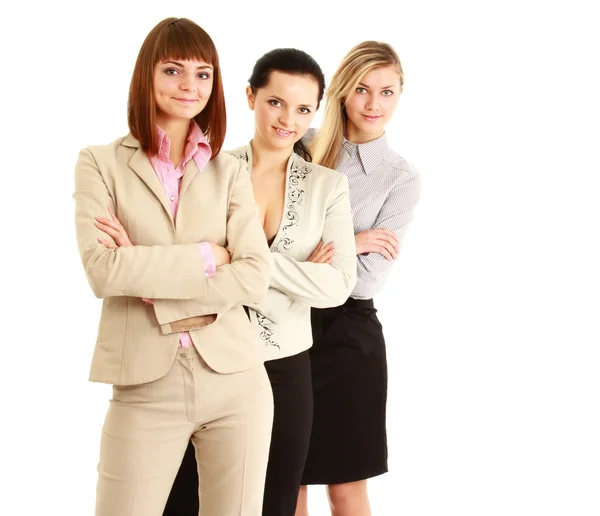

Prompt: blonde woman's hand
xmin=354 ymin=229 xmax=399 ymax=261
xmin=307 ymin=240 xmax=335 ymax=264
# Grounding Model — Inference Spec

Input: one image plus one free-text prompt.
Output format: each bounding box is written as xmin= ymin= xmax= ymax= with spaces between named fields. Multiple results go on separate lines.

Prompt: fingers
xmin=307 ymin=240 xmax=324 ymax=261
xmin=361 ymin=238 xmax=398 ymax=261
xmin=95 ymin=221 xmax=122 ymax=241
xmin=315 ymin=247 xmax=335 ymax=264
xmin=376 ymin=245 xmax=393 ymax=261
xmin=95 ymin=216 xmax=122 ymax=232
xmin=96 ymin=213 xmax=133 ymax=247
xmin=107 ymin=207 xmax=124 ymax=228
xmin=97 ymin=237 xmax=117 ymax=249
xmin=373 ymin=228 xmax=399 ymax=242
xmin=376 ymin=238 xmax=397 ymax=260
xmin=308 ymin=242 xmax=335 ymax=264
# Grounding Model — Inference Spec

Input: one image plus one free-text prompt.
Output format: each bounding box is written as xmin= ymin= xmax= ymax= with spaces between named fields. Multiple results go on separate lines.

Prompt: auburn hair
xmin=127 ymin=17 xmax=226 ymax=158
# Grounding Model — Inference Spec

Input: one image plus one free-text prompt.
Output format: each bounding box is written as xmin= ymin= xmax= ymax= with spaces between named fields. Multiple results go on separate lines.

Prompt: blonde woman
xmin=297 ymin=42 xmax=421 ymax=516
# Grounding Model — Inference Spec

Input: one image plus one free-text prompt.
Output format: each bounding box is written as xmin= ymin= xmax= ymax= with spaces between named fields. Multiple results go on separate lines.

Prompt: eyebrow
xmin=268 ymin=95 xmax=316 ymax=109
xmin=358 ymin=82 xmax=397 ymax=89
xmin=163 ymin=60 xmax=213 ymax=70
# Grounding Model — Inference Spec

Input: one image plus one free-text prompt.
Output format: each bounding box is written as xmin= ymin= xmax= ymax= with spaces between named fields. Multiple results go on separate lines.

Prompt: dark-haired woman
xmin=164 ymin=48 xmax=357 ymax=516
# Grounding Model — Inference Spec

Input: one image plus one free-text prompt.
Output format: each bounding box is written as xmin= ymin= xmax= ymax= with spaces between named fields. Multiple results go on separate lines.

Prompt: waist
xmin=342 ymin=297 xmax=374 ymax=310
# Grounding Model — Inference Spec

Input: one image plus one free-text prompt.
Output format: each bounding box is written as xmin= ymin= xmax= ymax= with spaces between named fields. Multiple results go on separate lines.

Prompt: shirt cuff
xmin=198 ymin=242 xmax=216 ymax=278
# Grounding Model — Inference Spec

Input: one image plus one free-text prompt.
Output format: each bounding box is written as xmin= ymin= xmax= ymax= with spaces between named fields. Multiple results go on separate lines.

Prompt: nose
xmin=365 ymin=93 xmax=380 ymax=111
xmin=179 ymin=73 xmax=196 ymax=92
xmin=279 ymin=108 xmax=295 ymax=128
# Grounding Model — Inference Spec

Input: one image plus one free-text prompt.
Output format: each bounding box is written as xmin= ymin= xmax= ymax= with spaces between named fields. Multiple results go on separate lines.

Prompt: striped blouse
xmin=305 ymin=129 xmax=421 ymax=299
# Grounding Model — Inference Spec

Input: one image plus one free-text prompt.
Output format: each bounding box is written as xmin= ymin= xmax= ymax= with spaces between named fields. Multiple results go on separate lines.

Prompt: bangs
xmin=154 ymin=19 xmax=218 ymax=67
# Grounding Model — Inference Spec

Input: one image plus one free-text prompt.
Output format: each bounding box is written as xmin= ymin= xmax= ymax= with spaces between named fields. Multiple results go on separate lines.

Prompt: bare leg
xmin=295 ymin=485 xmax=309 ymax=516
xmin=327 ymin=480 xmax=371 ymax=516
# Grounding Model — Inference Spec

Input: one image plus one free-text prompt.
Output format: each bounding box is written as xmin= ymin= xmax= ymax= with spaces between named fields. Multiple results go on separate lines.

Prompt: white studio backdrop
xmin=0 ymin=0 xmax=599 ymax=515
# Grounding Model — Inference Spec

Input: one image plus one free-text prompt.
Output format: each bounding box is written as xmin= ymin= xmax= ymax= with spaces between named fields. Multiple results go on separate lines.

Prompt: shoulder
xmin=293 ymin=152 xmax=345 ymax=188
xmin=301 ymin=127 xmax=317 ymax=147
xmin=382 ymin=148 xmax=420 ymax=183
xmin=291 ymin=153 xmax=348 ymax=191
xmin=83 ymin=135 xmax=129 ymax=163
xmin=223 ymin=145 xmax=250 ymax=164
xmin=207 ymin=149 xmax=251 ymax=181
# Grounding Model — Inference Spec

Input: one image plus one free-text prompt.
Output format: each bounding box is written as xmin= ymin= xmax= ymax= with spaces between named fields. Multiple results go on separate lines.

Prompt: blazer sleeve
xmin=74 ymin=148 xmax=210 ymax=300
xmin=152 ymin=159 xmax=271 ymax=332
xmin=259 ymin=174 xmax=357 ymax=308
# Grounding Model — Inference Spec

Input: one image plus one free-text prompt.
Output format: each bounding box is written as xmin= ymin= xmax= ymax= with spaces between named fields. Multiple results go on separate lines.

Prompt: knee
xmin=327 ymin=481 xmax=368 ymax=509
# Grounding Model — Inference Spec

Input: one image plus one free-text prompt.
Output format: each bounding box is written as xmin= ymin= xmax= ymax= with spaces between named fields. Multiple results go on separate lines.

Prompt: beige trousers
xmin=95 ymin=345 xmax=274 ymax=516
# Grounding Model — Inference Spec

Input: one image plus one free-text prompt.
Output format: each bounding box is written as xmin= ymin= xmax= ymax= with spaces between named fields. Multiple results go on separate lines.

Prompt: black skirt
xmin=301 ymin=297 xmax=388 ymax=485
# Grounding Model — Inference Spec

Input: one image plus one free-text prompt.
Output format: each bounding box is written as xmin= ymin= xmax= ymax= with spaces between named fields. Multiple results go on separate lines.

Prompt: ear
xmin=246 ymin=85 xmax=256 ymax=110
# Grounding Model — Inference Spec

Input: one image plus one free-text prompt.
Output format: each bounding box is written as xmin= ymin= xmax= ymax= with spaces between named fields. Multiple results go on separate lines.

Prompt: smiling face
xmin=153 ymin=58 xmax=214 ymax=126
xmin=344 ymin=65 xmax=401 ymax=143
xmin=247 ymin=70 xmax=320 ymax=153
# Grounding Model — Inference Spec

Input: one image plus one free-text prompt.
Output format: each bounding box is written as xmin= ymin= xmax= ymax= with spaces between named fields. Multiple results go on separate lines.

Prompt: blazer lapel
xmin=124 ymin=135 xmax=174 ymax=226
xmin=180 ymin=158 xmax=200 ymax=201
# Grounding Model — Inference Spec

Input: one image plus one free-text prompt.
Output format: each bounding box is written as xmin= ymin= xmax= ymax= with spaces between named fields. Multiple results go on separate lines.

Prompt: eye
xmin=298 ymin=107 xmax=312 ymax=114
xmin=355 ymin=87 xmax=367 ymax=94
xmin=269 ymin=99 xmax=282 ymax=107
xmin=382 ymin=89 xmax=394 ymax=96
xmin=165 ymin=68 xmax=179 ymax=76
xmin=197 ymin=72 xmax=210 ymax=80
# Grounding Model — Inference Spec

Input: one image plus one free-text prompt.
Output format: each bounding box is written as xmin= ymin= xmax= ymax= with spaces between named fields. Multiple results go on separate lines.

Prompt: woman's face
xmin=153 ymin=58 xmax=214 ymax=125
xmin=344 ymin=65 xmax=401 ymax=143
xmin=247 ymin=71 xmax=319 ymax=152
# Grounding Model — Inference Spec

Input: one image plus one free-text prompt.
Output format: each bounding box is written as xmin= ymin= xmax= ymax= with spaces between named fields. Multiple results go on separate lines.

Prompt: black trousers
xmin=164 ymin=350 xmax=313 ymax=516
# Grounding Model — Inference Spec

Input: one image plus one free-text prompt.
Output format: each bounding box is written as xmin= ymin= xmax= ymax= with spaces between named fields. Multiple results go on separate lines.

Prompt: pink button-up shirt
xmin=148 ymin=121 xmax=216 ymax=348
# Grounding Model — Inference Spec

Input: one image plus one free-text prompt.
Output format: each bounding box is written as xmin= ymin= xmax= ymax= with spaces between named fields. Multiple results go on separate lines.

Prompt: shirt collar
xmin=155 ymin=121 xmax=212 ymax=171
xmin=344 ymin=132 xmax=389 ymax=175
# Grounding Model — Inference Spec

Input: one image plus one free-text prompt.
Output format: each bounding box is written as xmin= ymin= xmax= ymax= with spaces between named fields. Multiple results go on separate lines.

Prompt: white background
xmin=1 ymin=0 xmax=599 ymax=515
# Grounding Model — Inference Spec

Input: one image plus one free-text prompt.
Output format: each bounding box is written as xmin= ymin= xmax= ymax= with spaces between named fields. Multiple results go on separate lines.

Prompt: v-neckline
xmin=246 ymin=142 xmax=294 ymax=250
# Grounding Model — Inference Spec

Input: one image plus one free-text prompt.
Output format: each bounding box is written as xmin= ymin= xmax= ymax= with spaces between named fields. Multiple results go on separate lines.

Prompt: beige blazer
xmin=73 ymin=134 xmax=271 ymax=386
xmin=227 ymin=144 xmax=357 ymax=361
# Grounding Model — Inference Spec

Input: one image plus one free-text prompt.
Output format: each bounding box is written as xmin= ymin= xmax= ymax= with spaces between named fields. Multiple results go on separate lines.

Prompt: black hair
xmin=248 ymin=48 xmax=325 ymax=162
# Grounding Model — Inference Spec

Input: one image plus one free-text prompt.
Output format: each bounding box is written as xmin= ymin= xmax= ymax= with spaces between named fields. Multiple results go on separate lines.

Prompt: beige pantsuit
xmin=97 ymin=346 xmax=273 ymax=515
xmin=73 ymin=134 xmax=274 ymax=515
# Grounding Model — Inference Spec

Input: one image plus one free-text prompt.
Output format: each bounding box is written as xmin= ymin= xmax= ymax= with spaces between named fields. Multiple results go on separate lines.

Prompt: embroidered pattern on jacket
xmin=229 ymin=149 xmax=249 ymax=163
xmin=273 ymin=157 xmax=312 ymax=253
xmin=255 ymin=312 xmax=279 ymax=349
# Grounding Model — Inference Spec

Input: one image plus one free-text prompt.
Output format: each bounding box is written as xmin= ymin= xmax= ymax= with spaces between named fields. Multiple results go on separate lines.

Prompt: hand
xmin=95 ymin=208 xmax=149 ymax=304
xmin=210 ymin=243 xmax=231 ymax=267
xmin=95 ymin=207 xmax=133 ymax=248
xmin=355 ymin=229 xmax=399 ymax=261
xmin=307 ymin=240 xmax=335 ymax=264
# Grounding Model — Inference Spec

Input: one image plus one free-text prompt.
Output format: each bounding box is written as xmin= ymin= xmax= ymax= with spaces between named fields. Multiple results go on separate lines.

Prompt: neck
xmin=345 ymin=125 xmax=384 ymax=145
xmin=251 ymin=133 xmax=293 ymax=172
xmin=157 ymin=117 xmax=191 ymax=165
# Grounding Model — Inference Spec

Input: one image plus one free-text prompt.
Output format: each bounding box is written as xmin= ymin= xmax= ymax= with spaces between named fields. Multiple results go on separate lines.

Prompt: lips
xmin=273 ymin=126 xmax=295 ymax=137
xmin=174 ymin=98 xmax=197 ymax=104
xmin=362 ymin=114 xmax=383 ymax=122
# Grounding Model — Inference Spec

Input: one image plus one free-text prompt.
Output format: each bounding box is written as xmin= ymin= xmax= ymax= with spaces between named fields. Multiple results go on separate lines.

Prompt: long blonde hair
xmin=311 ymin=41 xmax=404 ymax=169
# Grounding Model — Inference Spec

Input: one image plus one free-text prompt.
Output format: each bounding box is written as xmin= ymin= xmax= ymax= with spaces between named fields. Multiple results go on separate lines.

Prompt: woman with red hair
xmin=73 ymin=17 xmax=273 ymax=516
